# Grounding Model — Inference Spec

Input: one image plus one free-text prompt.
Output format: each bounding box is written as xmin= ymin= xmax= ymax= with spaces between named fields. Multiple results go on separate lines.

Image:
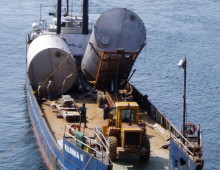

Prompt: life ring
xmin=69 ymin=124 xmax=81 ymax=136
xmin=186 ymin=123 xmax=197 ymax=135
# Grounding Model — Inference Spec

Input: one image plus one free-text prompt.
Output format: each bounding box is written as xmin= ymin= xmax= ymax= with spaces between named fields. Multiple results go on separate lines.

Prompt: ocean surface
xmin=0 ymin=0 xmax=219 ymax=169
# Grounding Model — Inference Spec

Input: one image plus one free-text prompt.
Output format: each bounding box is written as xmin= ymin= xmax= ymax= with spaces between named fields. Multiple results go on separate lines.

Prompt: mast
xmin=178 ymin=57 xmax=187 ymax=137
xmin=63 ymin=0 xmax=69 ymax=17
xmin=183 ymin=59 xmax=187 ymax=137
xmin=57 ymin=0 xmax=62 ymax=34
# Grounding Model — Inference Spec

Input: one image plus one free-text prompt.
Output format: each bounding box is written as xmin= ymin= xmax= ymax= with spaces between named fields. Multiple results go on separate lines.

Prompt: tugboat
xmin=26 ymin=0 xmax=204 ymax=169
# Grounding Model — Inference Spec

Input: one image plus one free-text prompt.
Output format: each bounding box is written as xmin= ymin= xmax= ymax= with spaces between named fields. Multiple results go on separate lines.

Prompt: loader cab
xmin=115 ymin=102 xmax=140 ymax=128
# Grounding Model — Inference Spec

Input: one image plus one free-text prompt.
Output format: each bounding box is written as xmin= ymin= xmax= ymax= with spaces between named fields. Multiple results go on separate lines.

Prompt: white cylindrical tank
xmin=27 ymin=34 xmax=77 ymax=96
xmin=81 ymin=8 xmax=146 ymax=89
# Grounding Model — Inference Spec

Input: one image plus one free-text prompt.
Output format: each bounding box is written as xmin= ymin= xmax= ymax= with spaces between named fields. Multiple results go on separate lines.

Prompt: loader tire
xmin=108 ymin=136 xmax=117 ymax=161
xmin=140 ymin=135 xmax=150 ymax=162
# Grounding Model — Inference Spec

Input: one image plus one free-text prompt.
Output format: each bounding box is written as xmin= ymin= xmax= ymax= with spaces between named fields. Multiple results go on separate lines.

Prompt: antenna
xmin=40 ymin=4 xmax=42 ymax=22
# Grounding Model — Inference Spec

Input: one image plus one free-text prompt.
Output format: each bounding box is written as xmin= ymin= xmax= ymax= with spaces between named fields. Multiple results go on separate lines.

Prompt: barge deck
xmin=41 ymin=90 xmax=170 ymax=169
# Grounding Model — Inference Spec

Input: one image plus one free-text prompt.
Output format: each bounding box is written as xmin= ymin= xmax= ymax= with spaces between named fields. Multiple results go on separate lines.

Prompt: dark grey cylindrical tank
xmin=81 ymin=8 xmax=146 ymax=90
xmin=27 ymin=34 xmax=77 ymax=96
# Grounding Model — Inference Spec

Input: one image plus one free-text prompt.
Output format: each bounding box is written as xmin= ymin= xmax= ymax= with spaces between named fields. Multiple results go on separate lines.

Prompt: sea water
xmin=0 ymin=0 xmax=219 ymax=169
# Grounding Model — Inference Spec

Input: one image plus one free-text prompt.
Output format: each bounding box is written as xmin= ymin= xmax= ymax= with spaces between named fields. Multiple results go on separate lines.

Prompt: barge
xmin=26 ymin=0 xmax=204 ymax=169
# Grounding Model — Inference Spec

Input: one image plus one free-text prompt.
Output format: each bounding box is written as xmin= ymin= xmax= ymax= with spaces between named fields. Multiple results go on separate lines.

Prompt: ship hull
xmin=169 ymin=139 xmax=197 ymax=170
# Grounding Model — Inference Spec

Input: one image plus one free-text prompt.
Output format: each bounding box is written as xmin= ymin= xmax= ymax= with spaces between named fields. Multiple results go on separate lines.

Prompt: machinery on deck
xmin=102 ymin=101 xmax=150 ymax=161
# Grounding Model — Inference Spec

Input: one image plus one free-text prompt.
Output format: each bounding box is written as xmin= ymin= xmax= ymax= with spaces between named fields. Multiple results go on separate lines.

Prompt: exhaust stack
xmin=82 ymin=0 xmax=89 ymax=35
xmin=56 ymin=0 xmax=62 ymax=34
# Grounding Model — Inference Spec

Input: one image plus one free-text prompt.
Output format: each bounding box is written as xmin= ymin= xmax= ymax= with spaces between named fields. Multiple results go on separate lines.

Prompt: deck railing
xmin=94 ymin=127 xmax=109 ymax=154
xmin=64 ymin=124 xmax=110 ymax=163
xmin=129 ymin=83 xmax=202 ymax=159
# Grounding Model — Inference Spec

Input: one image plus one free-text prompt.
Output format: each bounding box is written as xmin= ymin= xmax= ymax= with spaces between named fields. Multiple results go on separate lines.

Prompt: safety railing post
xmin=101 ymin=146 xmax=103 ymax=162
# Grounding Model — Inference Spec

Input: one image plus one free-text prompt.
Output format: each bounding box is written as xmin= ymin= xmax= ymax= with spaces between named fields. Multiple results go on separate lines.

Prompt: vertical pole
xmin=198 ymin=126 xmax=200 ymax=146
xmin=40 ymin=4 xmax=42 ymax=21
xmin=57 ymin=0 xmax=62 ymax=34
xmin=66 ymin=0 xmax=69 ymax=16
xmin=183 ymin=58 xmax=187 ymax=137
xmin=63 ymin=0 xmax=69 ymax=16
xmin=82 ymin=0 xmax=89 ymax=34
xmin=101 ymin=146 xmax=103 ymax=161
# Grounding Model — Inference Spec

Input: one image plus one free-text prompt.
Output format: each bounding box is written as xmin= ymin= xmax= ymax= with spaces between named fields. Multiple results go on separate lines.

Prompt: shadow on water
xmin=0 ymin=85 xmax=47 ymax=170
xmin=22 ymin=84 xmax=48 ymax=170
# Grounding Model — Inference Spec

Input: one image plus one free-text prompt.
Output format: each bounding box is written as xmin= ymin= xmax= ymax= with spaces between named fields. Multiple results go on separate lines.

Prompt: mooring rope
xmin=33 ymin=54 xmax=71 ymax=95
xmin=61 ymin=66 xmax=81 ymax=94
xmin=0 ymin=126 xmax=32 ymax=160
xmin=83 ymin=154 xmax=94 ymax=170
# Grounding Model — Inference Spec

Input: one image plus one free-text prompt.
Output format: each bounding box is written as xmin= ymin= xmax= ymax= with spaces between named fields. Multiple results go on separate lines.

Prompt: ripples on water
xmin=0 ymin=0 xmax=219 ymax=169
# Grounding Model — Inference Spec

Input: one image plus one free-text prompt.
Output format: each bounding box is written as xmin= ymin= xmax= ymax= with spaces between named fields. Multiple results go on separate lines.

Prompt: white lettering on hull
xmin=65 ymin=144 xmax=84 ymax=161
